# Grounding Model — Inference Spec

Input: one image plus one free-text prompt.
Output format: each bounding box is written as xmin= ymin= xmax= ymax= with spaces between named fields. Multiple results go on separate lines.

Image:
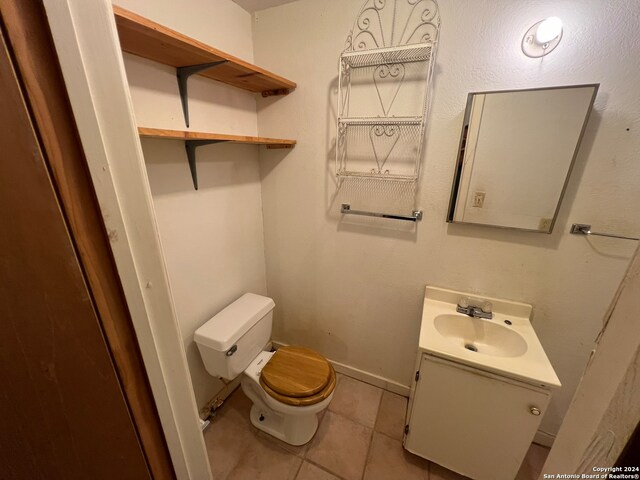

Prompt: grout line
xmin=374 ymin=429 xmax=403 ymax=443
xmin=360 ymin=422 xmax=378 ymax=480
xmin=217 ymin=390 xmax=268 ymax=480
xmin=331 ymin=363 xmax=410 ymax=397
xmin=292 ymin=456 xmax=304 ymax=480
xmin=369 ymin=427 xmax=432 ymax=478
xmin=328 ymin=374 xmax=384 ymax=430
xmin=303 ymin=410 xmax=366 ymax=480
xmin=359 ymin=392 xmax=385 ymax=480
xmin=301 ymin=412 xmax=324 ymax=460
xmin=324 ymin=408 xmax=376 ymax=430
xmin=372 ymin=391 xmax=382 ymax=433
xmin=303 ymin=458 xmax=349 ymax=480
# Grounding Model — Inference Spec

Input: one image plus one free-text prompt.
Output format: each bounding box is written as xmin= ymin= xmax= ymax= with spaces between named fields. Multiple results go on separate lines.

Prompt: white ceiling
xmin=232 ymin=0 xmax=300 ymax=13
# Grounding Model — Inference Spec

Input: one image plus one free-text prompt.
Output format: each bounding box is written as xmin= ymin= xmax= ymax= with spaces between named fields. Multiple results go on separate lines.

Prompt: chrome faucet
xmin=456 ymin=297 xmax=493 ymax=319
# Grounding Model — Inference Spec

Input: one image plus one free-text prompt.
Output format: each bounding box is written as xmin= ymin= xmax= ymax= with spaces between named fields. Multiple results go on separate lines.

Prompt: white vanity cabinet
xmin=404 ymin=353 xmax=551 ymax=480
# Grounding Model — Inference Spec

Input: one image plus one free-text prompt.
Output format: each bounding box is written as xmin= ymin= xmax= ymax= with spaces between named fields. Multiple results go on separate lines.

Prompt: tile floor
xmin=203 ymin=373 xmax=549 ymax=480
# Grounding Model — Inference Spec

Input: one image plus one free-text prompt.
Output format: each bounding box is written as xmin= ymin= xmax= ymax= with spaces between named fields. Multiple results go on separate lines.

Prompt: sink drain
xmin=464 ymin=344 xmax=478 ymax=352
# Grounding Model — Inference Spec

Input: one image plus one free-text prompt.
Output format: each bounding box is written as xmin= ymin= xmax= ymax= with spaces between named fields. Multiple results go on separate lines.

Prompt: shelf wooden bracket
xmin=185 ymin=139 xmax=228 ymax=190
xmin=177 ymin=61 xmax=229 ymax=127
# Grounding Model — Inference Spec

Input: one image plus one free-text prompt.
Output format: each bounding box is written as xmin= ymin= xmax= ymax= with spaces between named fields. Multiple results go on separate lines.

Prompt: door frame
xmin=0 ymin=1 xmax=180 ymax=478
xmin=38 ymin=1 xmax=212 ymax=479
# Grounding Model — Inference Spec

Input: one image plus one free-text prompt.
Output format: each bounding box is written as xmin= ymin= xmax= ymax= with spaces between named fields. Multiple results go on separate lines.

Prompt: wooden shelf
xmin=114 ymin=6 xmax=296 ymax=96
xmin=138 ymin=127 xmax=295 ymax=190
xmin=138 ymin=127 xmax=296 ymax=148
xmin=116 ymin=6 xmax=298 ymax=190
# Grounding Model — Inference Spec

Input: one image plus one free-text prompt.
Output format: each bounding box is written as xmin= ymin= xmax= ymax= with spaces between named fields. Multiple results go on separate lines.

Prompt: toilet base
xmin=241 ymin=372 xmax=323 ymax=446
xmin=249 ymin=404 xmax=318 ymax=446
xmin=240 ymin=350 xmax=334 ymax=446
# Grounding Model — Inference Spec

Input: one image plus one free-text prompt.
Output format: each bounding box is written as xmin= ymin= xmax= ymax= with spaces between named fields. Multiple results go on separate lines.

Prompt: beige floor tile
xmin=374 ymin=390 xmax=408 ymax=441
xmin=363 ymin=432 xmax=428 ymax=480
xmin=227 ymin=433 xmax=303 ymax=480
xmin=204 ymin=391 xmax=257 ymax=479
xmin=306 ymin=411 xmax=373 ymax=480
xmin=219 ymin=387 xmax=256 ymax=430
xmin=516 ymin=443 xmax=550 ymax=480
xmin=429 ymin=462 xmax=471 ymax=480
xmin=296 ymin=461 xmax=341 ymax=480
xmin=328 ymin=375 xmax=382 ymax=428
xmin=257 ymin=429 xmax=311 ymax=457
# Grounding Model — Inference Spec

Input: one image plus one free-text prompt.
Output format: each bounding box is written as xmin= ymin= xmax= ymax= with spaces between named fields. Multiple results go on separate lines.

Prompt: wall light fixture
xmin=522 ymin=17 xmax=563 ymax=58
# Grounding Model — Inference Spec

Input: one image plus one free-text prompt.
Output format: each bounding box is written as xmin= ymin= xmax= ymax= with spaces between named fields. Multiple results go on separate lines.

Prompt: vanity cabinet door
xmin=404 ymin=354 xmax=550 ymax=480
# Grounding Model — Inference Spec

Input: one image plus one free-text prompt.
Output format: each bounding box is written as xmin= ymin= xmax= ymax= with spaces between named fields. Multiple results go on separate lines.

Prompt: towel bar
xmin=570 ymin=224 xmax=639 ymax=241
xmin=340 ymin=204 xmax=423 ymax=222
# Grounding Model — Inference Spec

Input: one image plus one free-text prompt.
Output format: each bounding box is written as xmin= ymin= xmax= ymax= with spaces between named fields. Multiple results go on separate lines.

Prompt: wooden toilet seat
xmin=259 ymin=346 xmax=336 ymax=406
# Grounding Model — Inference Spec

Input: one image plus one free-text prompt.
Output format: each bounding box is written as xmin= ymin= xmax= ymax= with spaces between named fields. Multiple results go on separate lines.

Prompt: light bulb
xmin=535 ymin=17 xmax=562 ymax=44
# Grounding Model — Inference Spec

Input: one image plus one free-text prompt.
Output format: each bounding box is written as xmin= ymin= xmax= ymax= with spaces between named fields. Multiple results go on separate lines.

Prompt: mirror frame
xmin=446 ymin=84 xmax=599 ymax=233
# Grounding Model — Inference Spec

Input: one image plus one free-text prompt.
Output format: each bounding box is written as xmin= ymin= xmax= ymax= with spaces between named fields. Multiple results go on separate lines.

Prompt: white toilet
xmin=194 ymin=293 xmax=336 ymax=446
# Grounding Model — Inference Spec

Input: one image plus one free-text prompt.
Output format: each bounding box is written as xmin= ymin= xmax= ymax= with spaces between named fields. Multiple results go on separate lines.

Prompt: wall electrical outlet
xmin=472 ymin=191 xmax=486 ymax=208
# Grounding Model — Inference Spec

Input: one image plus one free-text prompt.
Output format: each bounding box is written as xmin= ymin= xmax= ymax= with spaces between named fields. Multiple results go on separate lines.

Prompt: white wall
xmin=544 ymin=244 xmax=640 ymax=473
xmin=253 ymin=0 xmax=640 ymax=436
xmin=115 ymin=0 xmax=268 ymax=408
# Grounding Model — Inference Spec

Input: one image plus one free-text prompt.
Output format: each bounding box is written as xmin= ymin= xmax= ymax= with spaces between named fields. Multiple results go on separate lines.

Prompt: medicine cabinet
xmin=447 ymin=84 xmax=598 ymax=232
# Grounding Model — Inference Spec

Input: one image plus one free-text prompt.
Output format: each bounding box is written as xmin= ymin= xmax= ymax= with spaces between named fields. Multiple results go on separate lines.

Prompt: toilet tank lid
xmin=194 ymin=293 xmax=275 ymax=351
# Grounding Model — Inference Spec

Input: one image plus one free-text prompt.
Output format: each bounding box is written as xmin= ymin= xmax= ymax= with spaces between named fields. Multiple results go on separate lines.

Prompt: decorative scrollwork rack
xmin=336 ymin=0 xmax=440 ymax=182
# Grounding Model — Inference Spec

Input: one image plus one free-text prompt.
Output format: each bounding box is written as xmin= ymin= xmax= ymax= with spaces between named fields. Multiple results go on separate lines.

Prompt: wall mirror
xmin=447 ymin=84 xmax=598 ymax=233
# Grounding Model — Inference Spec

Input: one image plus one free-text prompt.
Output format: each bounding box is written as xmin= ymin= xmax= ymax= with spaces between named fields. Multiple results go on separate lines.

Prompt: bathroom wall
xmin=253 ymin=0 xmax=640 ymax=436
xmin=114 ymin=0 xmax=268 ymax=408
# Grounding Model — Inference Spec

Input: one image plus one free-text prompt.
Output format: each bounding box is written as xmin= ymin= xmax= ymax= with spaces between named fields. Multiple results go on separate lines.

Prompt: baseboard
xmin=329 ymin=359 xmax=412 ymax=397
xmin=533 ymin=430 xmax=556 ymax=447
xmin=200 ymin=376 xmax=241 ymax=421
xmin=271 ymin=340 xmax=411 ymax=397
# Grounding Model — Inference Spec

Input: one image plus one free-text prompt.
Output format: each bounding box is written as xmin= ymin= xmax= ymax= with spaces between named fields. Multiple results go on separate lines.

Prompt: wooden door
xmin=0 ymin=20 xmax=154 ymax=480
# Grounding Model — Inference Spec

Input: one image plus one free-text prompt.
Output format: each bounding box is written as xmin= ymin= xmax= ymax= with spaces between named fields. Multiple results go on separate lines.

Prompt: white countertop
xmin=419 ymin=286 xmax=561 ymax=389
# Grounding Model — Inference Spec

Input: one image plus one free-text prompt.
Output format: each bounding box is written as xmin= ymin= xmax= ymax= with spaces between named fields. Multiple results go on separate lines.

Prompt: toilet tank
xmin=194 ymin=293 xmax=274 ymax=380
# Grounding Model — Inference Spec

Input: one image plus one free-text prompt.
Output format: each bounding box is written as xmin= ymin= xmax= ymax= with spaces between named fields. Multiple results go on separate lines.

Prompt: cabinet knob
xmin=530 ymin=407 xmax=541 ymax=416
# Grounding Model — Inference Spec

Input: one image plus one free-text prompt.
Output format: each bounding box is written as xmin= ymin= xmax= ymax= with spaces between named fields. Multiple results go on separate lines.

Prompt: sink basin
xmin=419 ymin=286 xmax=561 ymax=388
xmin=434 ymin=314 xmax=528 ymax=358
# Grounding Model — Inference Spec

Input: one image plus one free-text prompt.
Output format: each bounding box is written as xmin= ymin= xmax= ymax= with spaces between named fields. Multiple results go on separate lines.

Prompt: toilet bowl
xmin=242 ymin=349 xmax=336 ymax=445
xmin=194 ymin=293 xmax=336 ymax=446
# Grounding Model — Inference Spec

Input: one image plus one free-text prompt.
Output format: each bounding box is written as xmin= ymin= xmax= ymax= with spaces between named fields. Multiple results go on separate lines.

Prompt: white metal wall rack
xmin=336 ymin=0 xmax=440 ymax=182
